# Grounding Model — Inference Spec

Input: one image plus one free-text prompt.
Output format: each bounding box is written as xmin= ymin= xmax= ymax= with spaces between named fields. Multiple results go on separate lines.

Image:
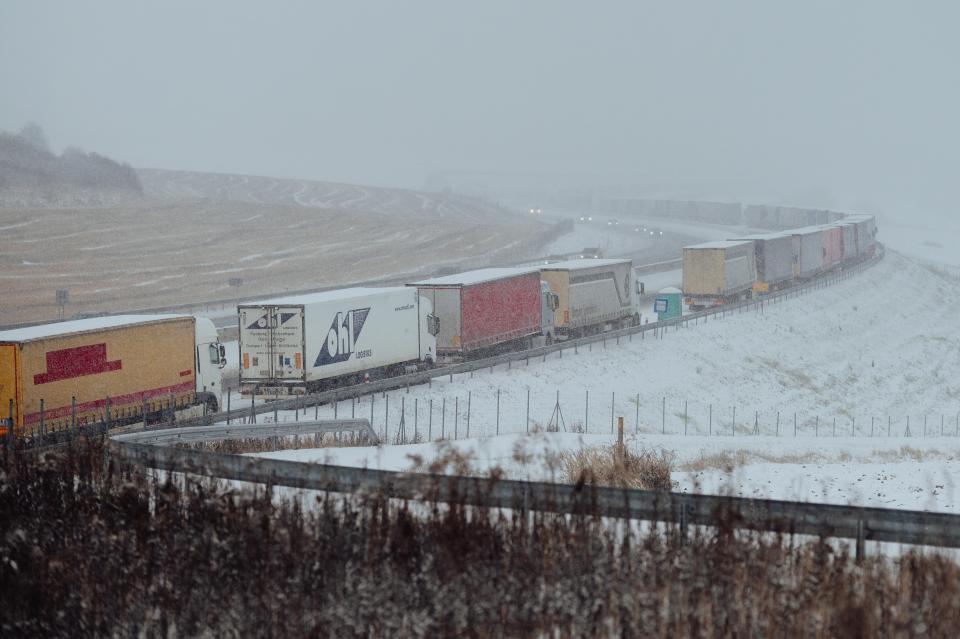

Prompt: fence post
xmin=385 ymin=393 xmax=390 ymax=440
xmin=525 ymin=389 xmax=530 ymax=434
xmin=227 ymin=391 xmax=232 ymax=425
xmin=454 ymin=396 xmax=459 ymax=439
xmin=414 ymin=398 xmax=418 ymax=442
xmin=610 ymin=392 xmax=615 ymax=434
xmin=428 ymin=398 xmax=433 ymax=441
xmin=466 ymin=391 xmax=471 ymax=438
xmin=732 ymin=406 xmax=736 ymax=436
xmin=442 ymin=396 xmax=446 ymax=439
xmin=636 ymin=393 xmax=640 ymax=434
xmin=251 ymin=392 xmax=256 ymax=425
xmin=496 ymin=388 xmax=500 ymax=436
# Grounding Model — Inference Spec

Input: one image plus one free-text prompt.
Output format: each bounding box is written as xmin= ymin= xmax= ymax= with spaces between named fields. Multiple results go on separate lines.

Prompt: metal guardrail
xmin=113 ymin=419 xmax=378 ymax=446
xmin=107 ymin=412 xmax=960 ymax=557
xmin=174 ymin=249 xmax=883 ymax=429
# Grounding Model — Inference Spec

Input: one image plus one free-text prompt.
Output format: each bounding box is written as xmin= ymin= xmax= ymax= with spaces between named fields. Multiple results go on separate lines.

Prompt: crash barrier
xmin=109 ymin=413 xmax=959 ymax=560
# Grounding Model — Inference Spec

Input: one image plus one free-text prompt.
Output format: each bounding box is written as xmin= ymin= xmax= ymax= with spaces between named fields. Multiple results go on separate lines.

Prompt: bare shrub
xmin=559 ymin=444 xmax=674 ymax=491
xmin=3 ymin=438 xmax=960 ymax=637
xmin=177 ymin=432 xmax=371 ymax=455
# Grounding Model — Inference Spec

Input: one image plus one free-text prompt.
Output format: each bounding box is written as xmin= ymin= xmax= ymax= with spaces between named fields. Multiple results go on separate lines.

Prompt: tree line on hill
xmin=0 ymin=123 xmax=142 ymax=206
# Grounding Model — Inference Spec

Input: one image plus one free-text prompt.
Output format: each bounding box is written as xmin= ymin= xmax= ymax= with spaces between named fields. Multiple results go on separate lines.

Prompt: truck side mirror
xmin=638 ymin=282 xmax=645 ymax=296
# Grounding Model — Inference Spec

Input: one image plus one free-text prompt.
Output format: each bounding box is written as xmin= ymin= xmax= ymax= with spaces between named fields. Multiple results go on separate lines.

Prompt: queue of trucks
xmin=0 ymin=212 xmax=876 ymax=438
xmin=240 ymin=258 xmax=641 ymax=395
xmin=682 ymin=215 xmax=877 ymax=309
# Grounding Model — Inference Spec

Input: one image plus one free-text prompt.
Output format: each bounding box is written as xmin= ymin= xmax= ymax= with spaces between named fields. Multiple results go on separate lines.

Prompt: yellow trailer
xmin=682 ymin=240 xmax=757 ymax=310
xmin=0 ymin=315 xmax=220 ymax=437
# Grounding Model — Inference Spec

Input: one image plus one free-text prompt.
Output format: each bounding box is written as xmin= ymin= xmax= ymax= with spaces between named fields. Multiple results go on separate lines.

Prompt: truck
xmin=238 ymin=287 xmax=438 ymax=395
xmin=789 ymin=227 xmax=824 ymax=279
xmin=836 ymin=222 xmax=857 ymax=261
xmin=682 ymin=240 xmax=758 ymax=310
xmin=408 ymin=268 xmax=554 ymax=359
xmin=728 ymin=233 xmax=793 ymax=294
xmin=844 ymin=214 xmax=877 ymax=257
xmin=539 ymin=259 xmax=639 ymax=338
xmin=0 ymin=315 xmax=225 ymax=437
xmin=821 ymin=224 xmax=844 ymax=270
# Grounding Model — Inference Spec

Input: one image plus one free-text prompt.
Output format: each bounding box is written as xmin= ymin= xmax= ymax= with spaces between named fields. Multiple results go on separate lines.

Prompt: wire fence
xmin=229 ymin=379 xmax=960 ymax=445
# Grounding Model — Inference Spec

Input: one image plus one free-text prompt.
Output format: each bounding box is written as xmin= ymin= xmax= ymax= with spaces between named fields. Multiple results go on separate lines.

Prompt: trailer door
xmin=0 ymin=345 xmax=19 ymax=434
xmin=239 ymin=306 xmax=305 ymax=382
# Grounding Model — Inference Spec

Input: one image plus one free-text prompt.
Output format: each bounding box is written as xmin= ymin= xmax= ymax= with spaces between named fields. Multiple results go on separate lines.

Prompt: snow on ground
xmin=256 ymin=432 xmax=960 ymax=513
xmin=241 ymin=249 xmax=960 ymax=511
xmin=880 ymin=220 xmax=960 ymax=269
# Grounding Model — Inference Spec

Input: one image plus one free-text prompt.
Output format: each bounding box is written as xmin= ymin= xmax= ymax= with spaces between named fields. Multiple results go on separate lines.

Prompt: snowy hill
xmin=251 ymin=249 xmax=960 ymax=514
xmin=139 ymin=168 xmax=515 ymax=222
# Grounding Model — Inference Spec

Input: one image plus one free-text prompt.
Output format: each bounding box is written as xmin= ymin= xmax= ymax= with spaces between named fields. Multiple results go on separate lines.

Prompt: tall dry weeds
xmin=558 ymin=444 xmax=675 ymax=491
xmin=1 ymin=438 xmax=959 ymax=637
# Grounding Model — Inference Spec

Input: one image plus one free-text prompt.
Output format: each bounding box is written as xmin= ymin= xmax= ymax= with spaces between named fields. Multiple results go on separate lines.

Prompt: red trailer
xmin=409 ymin=268 xmax=543 ymax=358
xmin=821 ymin=225 xmax=843 ymax=270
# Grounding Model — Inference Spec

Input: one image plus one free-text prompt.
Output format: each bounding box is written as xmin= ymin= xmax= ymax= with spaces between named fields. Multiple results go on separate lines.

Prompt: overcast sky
xmin=2 ymin=1 xmax=958 ymax=220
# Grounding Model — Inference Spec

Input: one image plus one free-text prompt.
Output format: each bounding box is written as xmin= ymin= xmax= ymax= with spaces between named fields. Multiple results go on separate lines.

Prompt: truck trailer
xmin=682 ymin=240 xmax=758 ymax=310
xmin=845 ymin=214 xmax=877 ymax=257
xmin=789 ymin=227 xmax=824 ymax=279
xmin=539 ymin=258 xmax=639 ymax=337
xmin=0 ymin=315 xmax=225 ymax=437
xmin=728 ymin=233 xmax=793 ymax=293
xmin=408 ymin=268 xmax=552 ymax=359
xmin=238 ymin=287 xmax=438 ymax=394
xmin=821 ymin=224 xmax=844 ymax=270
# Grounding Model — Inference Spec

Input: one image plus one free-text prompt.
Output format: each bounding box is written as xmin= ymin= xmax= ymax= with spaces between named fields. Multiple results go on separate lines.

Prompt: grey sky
xmin=2 ymin=1 xmax=957 ymax=219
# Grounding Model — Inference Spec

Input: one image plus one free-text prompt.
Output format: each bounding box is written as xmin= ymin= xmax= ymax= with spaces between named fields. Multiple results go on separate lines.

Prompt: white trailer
xmin=539 ymin=259 xmax=640 ymax=337
xmin=238 ymin=287 xmax=438 ymax=394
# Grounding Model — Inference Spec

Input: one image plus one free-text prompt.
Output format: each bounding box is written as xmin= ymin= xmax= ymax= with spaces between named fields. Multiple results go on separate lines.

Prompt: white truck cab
xmin=194 ymin=317 xmax=226 ymax=410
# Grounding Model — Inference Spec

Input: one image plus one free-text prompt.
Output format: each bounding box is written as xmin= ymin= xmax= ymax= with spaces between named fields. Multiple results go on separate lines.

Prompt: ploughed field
xmin=0 ymin=198 xmax=549 ymax=326
xmin=139 ymin=168 xmax=514 ymax=223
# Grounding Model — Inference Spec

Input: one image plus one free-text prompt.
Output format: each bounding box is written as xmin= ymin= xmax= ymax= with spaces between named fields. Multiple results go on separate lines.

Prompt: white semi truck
xmin=238 ymin=287 xmax=439 ymax=395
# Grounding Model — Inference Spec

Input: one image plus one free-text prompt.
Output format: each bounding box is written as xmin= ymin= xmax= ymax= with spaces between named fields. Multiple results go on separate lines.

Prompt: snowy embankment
xmin=252 ymin=250 xmax=960 ymax=512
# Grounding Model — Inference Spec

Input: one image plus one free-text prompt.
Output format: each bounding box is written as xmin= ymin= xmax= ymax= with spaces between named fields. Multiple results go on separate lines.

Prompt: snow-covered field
xmin=881 ymin=219 xmax=960 ymax=269
xmin=246 ymin=248 xmax=960 ymax=513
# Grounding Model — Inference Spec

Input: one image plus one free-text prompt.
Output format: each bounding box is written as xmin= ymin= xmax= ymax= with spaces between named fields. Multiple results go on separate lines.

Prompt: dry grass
xmin=4 ymin=438 xmax=960 ymax=637
xmin=0 ymin=198 xmax=548 ymax=325
xmin=558 ymin=444 xmax=675 ymax=491
xmin=177 ymin=432 xmax=372 ymax=455
xmin=680 ymin=446 xmax=960 ymax=473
